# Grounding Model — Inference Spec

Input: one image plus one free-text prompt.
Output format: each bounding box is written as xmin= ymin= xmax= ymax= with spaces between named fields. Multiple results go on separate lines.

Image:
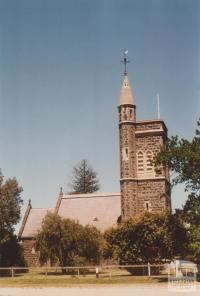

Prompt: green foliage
xmin=68 ymin=159 xmax=100 ymax=194
xmin=35 ymin=213 xmax=104 ymax=266
xmin=78 ymin=225 xmax=104 ymax=264
xmin=104 ymin=212 xmax=188 ymax=264
xmin=0 ymin=172 xmax=23 ymax=239
xmin=0 ymin=235 xmax=26 ymax=267
xmin=174 ymin=194 xmax=200 ymax=263
xmin=155 ymin=119 xmax=200 ymax=262
xmin=155 ymin=119 xmax=200 ymax=193
xmin=0 ymin=171 xmax=23 ymax=266
xmin=188 ymin=225 xmax=200 ymax=263
xmin=183 ymin=193 xmax=200 ymax=225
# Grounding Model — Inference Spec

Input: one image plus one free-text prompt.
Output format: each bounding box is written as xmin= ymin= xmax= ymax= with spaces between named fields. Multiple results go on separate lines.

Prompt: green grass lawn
xmin=0 ymin=271 xmax=168 ymax=287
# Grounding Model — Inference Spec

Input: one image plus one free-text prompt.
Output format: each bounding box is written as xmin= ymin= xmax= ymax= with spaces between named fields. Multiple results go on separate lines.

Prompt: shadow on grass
xmin=153 ymin=277 xmax=168 ymax=283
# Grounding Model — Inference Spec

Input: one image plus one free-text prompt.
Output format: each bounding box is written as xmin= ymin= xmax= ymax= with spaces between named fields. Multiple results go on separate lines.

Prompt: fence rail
xmin=0 ymin=264 xmax=171 ymax=279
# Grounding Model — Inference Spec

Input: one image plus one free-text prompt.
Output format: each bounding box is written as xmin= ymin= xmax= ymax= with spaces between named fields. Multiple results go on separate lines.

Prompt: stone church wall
xmin=137 ymin=179 xmax=169 ymax=213
xmin=120 ymin=119 xmax=170 ymax=219
xmin=136 ymin=132 xmax=165 ymax=178
xmin=22 ymin=239 xmax=40 ymax=267
xmin=121 ymin=178 xmax=170 ymax=219
xmin=119 ymin=123 xmax=137 ymax=178
xmin=136 ymin=133 xmax=163 ymax=155
xmin=120 ymin=180 xmax=138 ymax=218
xmin=136 ymin=121 xmax=166 ymax=132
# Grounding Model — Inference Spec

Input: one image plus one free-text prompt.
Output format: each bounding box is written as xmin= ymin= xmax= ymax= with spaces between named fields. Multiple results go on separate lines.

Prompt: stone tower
xmin=118 ymin=54 xmax=171 ymax=220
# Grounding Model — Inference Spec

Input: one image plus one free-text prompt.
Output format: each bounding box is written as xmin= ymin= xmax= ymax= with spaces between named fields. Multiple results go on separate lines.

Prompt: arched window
xmin=122 ymin=108 xmax=128 ymax=120
xmin=137 ymin=150 xmax=155 ymax=178
xmin=146 ymin=151 xmax=153 ymax=172
xmin=130 ymin=109 xmax=133 ymax=120
xmin=137 ymin=151 xmax=144 ymax=174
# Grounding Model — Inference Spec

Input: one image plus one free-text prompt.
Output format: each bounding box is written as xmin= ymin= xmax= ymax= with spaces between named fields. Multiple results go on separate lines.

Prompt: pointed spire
xmin=119 ymin=74 xmax=135 ymax=105
xmin=119 ymin=50 xmax=135 ymax=105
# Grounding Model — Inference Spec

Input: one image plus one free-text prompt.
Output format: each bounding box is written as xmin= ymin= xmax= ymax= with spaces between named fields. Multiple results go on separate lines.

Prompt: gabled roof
xmin=19 ymin=208 xmax=53 ymax=238
xmin=19 ymin=192 xmax=121 ymax=238
xmin=57 ymin=193 xmax=121 ymax=232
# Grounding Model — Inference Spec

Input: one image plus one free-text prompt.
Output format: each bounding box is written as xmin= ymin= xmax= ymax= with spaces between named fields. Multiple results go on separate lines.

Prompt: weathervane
xmin=121 ymin=50 xmax=130 ymax=75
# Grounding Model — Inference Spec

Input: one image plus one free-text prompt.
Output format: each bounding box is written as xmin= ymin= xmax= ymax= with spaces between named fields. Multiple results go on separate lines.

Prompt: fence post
xmin=175 ymin=261 xmax=178 ymax=278
xmin=11 ymin=267 xmax=14 ymax=278
xmin=95 ymin=266 xmax=99 ymax=278
xmin=77 ymin=268 xmax=80 ymax=278
xmin=148 ymin=262 xmax=151 ymax=277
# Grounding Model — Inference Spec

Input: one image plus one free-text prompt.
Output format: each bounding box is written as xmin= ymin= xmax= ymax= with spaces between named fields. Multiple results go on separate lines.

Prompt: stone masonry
xmin=21 ymin=239 xmax=39 ymax=266
xmin=119 ymin=71 xmax=171 ymax=220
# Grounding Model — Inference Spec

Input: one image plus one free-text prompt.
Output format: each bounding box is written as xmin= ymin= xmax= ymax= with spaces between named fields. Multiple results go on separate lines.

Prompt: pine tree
xmin=68 ymin=159 xmax=100 ymax=194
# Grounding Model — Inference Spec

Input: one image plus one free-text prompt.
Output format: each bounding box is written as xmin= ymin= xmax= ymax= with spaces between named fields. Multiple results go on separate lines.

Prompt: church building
xmin=19 ymin=55 xmax=171 ymax=266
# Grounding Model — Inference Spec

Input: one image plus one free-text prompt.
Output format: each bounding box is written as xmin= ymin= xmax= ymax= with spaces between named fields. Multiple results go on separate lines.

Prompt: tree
xmin=104 ymin=212 xmax=188 ymax=264
xmin=0 ymin=235 xmax=26 ymax=267
xmin=35 ymin=213 xmax=104 ymax=267
xmin=68 ymin=159 xmax=100 ymax=194
xmin=183 ymin=193 xmax=200 ymax=225
xmin=0 ymin=171 xmax=23 ymax=266
xmin=188 ymin=225 xmax=200 ymax=263
xmin=155 ymin=118 xmax=200 ymax=194
xmin=179 ymin=194 xmax=200 ymax=263
xmin=155 ymin=119 xmax=200 ymax=262
xmin=172 ymin=193 xmax=200 ymax=263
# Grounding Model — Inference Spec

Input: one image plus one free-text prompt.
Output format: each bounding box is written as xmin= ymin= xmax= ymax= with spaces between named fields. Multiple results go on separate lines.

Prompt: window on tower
xmin=126 ymin=148 xmax=128 ymax=157
xmin=145 ymin=202 xmax=149 ymax=211
xmin=123 ymin=109 xmax=127 ymax=120
xmin=145 ymin=201 xmax=151 ymax=211
xmin=137 ymin=151 xmax=144 ymax=175
xmin=130 ymin=109 xmax=133 ymax=119
xmin=146 ymin=151 xmax=153 ymax=172
xmin=137 ymin=150 xmax=155 ymax=178
xmin=122 ymin=147 xmax=129 ymax=161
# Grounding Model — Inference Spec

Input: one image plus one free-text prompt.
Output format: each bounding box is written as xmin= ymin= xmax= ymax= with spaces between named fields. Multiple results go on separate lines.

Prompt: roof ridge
xmin=31 ymin=207 xmax=49 ymax=210
xmin=30 ymin=207 xmax=54 ymax=211
xmin=62 ymin=192 xmax=120 ymax=199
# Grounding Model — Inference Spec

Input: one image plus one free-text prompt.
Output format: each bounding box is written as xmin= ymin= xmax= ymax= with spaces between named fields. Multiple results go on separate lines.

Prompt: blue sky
xmin=0 ymin=0 xmax=199 ymax=222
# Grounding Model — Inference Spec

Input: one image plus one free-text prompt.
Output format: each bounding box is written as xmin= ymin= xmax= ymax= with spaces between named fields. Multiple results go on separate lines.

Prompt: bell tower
xmin=118 ymin=51 xmax=171 ymax=221
xmin=118 ymin=52 xmax=138 ymax=219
